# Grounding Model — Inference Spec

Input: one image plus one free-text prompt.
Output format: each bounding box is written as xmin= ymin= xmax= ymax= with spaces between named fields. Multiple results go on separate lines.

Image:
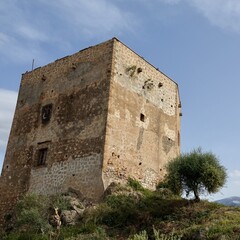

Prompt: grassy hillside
xmin=2 ymin=179 xmax=240 ymax=240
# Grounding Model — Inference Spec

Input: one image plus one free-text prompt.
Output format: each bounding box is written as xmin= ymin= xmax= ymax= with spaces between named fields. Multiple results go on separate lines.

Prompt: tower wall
xmin=0 ymin=38 xmax=181 ymax=229
xmin=103 ymin=39 xmax=181 ymax=188
xmin=0 ymin=39 xmax=114 ymax=227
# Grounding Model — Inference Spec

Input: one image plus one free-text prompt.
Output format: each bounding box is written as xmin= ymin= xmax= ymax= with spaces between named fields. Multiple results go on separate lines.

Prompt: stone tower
xmin=0 ymin=38 xmax=181 ymax=226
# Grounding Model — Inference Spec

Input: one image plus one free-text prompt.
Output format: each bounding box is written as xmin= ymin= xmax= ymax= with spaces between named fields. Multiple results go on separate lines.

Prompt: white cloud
xmin=0 ymin=0 xmax=135 ymax=63
xmin=157 ymin=0 xmax=240 ymax=33
xmin=189 ymin=0 xmax=240 ymax=32
xmin=43 ymin=0 xmax=135 ymax=37
xmin=230 ymin=169 xmax=240 ymax=178
xmin=160 ymin=0 xmax=181 ymax=4
xmin=0 ymin=89 xmax=17 ymax=152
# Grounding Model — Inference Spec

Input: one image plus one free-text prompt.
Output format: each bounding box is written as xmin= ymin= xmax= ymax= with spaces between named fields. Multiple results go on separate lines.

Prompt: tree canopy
xmin=162 ymin=148 xmax=227 ymax=201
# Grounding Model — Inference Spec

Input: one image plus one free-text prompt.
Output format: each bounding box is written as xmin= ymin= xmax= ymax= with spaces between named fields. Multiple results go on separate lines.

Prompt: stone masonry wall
xmin=0 ymin=39 xmax=114 ymax=228
xmin=0 ymin=38 xmax=181 ymax=229
xmin=29 ymin=153 xmax=102 ymax=199
xmin=103 ymin=39 xmax=181 ymax=189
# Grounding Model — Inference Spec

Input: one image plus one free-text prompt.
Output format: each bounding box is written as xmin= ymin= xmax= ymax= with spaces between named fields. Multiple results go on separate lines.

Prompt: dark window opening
xmin=41 ymin=104 xmax=53 ymax=124
xmin=140 ymin=113 xmax=145 ymax=122
xmin=37 ymin=148 xmax=48 ymax=166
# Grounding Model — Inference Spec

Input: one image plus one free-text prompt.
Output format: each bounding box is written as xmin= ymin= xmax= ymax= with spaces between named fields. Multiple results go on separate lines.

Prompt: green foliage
xmin=162 ymin=148 xmax=227 ymax=200
xmin=127 ymin=177 xmax=145 ymax=191
xmin=153 ymin=228 xmax=182 ymax=240
xmin=99 ymin=194 xmax=139 ymax=227
xmin=61 ymin=226 xmax=108 ymax=240
xmin=127 ymin=177 xmax=153 ymax=197
xmin=128 ymin=228 xmax=183 ymax=240
xmin=16 ymin=193 xmax=51 ymax=234
xmin=128 ymin=230 xmax=148 ymax=240
xmin=3 ymin=180 xmax=240 ymax=240
xmin=50 ymin=194 xmax=72 ymax=211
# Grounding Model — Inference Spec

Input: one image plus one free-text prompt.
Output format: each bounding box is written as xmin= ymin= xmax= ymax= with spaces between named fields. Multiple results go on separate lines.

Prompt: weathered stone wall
xmin=0 ymin=39 xmax=114 ymax=228
xmin=102 ymin=39 xmax=181 ymax=189
xmin=0 ymin=38 xmax=181 ymax=229
xmin=28 ymin=153 xmax=102 ymax=199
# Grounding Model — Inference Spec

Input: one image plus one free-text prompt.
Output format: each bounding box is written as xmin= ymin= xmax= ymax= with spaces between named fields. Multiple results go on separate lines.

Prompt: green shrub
xmin=128 ymin=230 xmax=148 ymax=240
xmin=65 ymin=227 xmax=109 ymax=240
xmin=100 ymin=195 xmax=139 ymax=227
xmin=127 ymin=178 xmax=145 ymax=191
xmin=50 ymin=194 xmax=72 ymax=211
xmin=153 ymin=228 xmax=182 ymax=240
xmin=16 ymin=193 xmax=51 ymax=234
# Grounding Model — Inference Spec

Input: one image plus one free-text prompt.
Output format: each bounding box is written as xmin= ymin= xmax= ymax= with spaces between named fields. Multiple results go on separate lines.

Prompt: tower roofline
xmin=111 ymin=37 xmax=181 ymax=105
xmin=24 ymin=37 xmax=178 ymax=89
xmin=111 ymin=37 xmax=179 ymax=88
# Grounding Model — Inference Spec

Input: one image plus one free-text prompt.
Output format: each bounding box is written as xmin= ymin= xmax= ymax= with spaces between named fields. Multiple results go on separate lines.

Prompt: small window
xmin=140 ymin=113 xmax=145 ymax=122
xmin=41 ymin=104 xmax=52 ymax=124
xmin=37 ymin=148 xmax=48 ymax=166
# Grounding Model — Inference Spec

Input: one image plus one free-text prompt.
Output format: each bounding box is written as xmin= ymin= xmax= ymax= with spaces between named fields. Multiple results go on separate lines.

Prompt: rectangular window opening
xmin=37 ymin=148 xmax=48 ymax=166
xmin=140 ymin=113 xmax=145 ymax=122
xmin=41 ymin=104 xmax=53 ymax=124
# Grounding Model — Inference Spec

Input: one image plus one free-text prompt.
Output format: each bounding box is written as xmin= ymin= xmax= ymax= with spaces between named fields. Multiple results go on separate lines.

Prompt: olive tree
xmin=162 ymin=148 xmax=227 ymax=201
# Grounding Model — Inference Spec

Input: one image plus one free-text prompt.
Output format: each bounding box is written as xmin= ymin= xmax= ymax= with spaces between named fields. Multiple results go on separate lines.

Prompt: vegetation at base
xmin=2 ymin=178 xmax=240 ymax=239
xmin=160 ymin=148 xmax=227 ymax=201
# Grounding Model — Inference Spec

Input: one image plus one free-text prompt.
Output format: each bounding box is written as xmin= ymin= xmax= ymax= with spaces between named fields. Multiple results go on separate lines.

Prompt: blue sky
xmin=1 ymin=0 xmax=240 ymax=200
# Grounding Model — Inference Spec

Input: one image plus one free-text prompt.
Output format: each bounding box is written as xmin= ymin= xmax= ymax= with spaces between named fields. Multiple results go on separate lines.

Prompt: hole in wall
xmin=137 ymin=67 xmax=142 ymax=73
xmin=139 ymin=162 xmax=142 ymax=166
xmin=41 ymin=75 xmax=47 ymax=81
xmin=72 ymin=174 xmax=75 ymax=177
xmin=158 ymin=82 xmax=163 ymax=88
xmin=161 ymin=99 xmax=164 ymax=102
xmin=160 ymin=168 xmax=162 ymax=171
xmin=140 ymin=113 xmax=145 ymax=122
xmin=65 ymin=154 xmax=68 ymax=158
xmin=72 ymin=63 xmax=77 ymax=70
xmin=6 ymin=165 xmax=9 ymax=169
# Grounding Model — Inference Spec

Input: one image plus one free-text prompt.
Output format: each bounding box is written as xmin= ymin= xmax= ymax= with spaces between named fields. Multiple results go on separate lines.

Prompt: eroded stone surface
xmin=0 ymin=38 xmax=181 ymax=228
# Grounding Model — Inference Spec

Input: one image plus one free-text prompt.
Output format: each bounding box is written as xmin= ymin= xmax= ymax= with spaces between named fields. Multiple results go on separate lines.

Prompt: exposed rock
xmin=59 ymin=194 xmax=86 ymax=226
xmin=61 ymin=210 xmax=79 ymax=226
xmin=49 ymin=207 xmax=61 ymax=229
xmin=104 ymin=182 xmax=143 ymax=201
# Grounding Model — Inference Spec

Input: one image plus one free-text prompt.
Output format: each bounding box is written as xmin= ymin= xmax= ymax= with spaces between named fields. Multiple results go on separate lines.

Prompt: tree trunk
xmin=193 ymin=189 xmax=200 ymax=202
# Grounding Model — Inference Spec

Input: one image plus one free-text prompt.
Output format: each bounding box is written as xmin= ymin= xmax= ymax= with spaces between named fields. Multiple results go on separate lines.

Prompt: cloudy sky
xmin=1 ymin=0 xmax=240 ymax=200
